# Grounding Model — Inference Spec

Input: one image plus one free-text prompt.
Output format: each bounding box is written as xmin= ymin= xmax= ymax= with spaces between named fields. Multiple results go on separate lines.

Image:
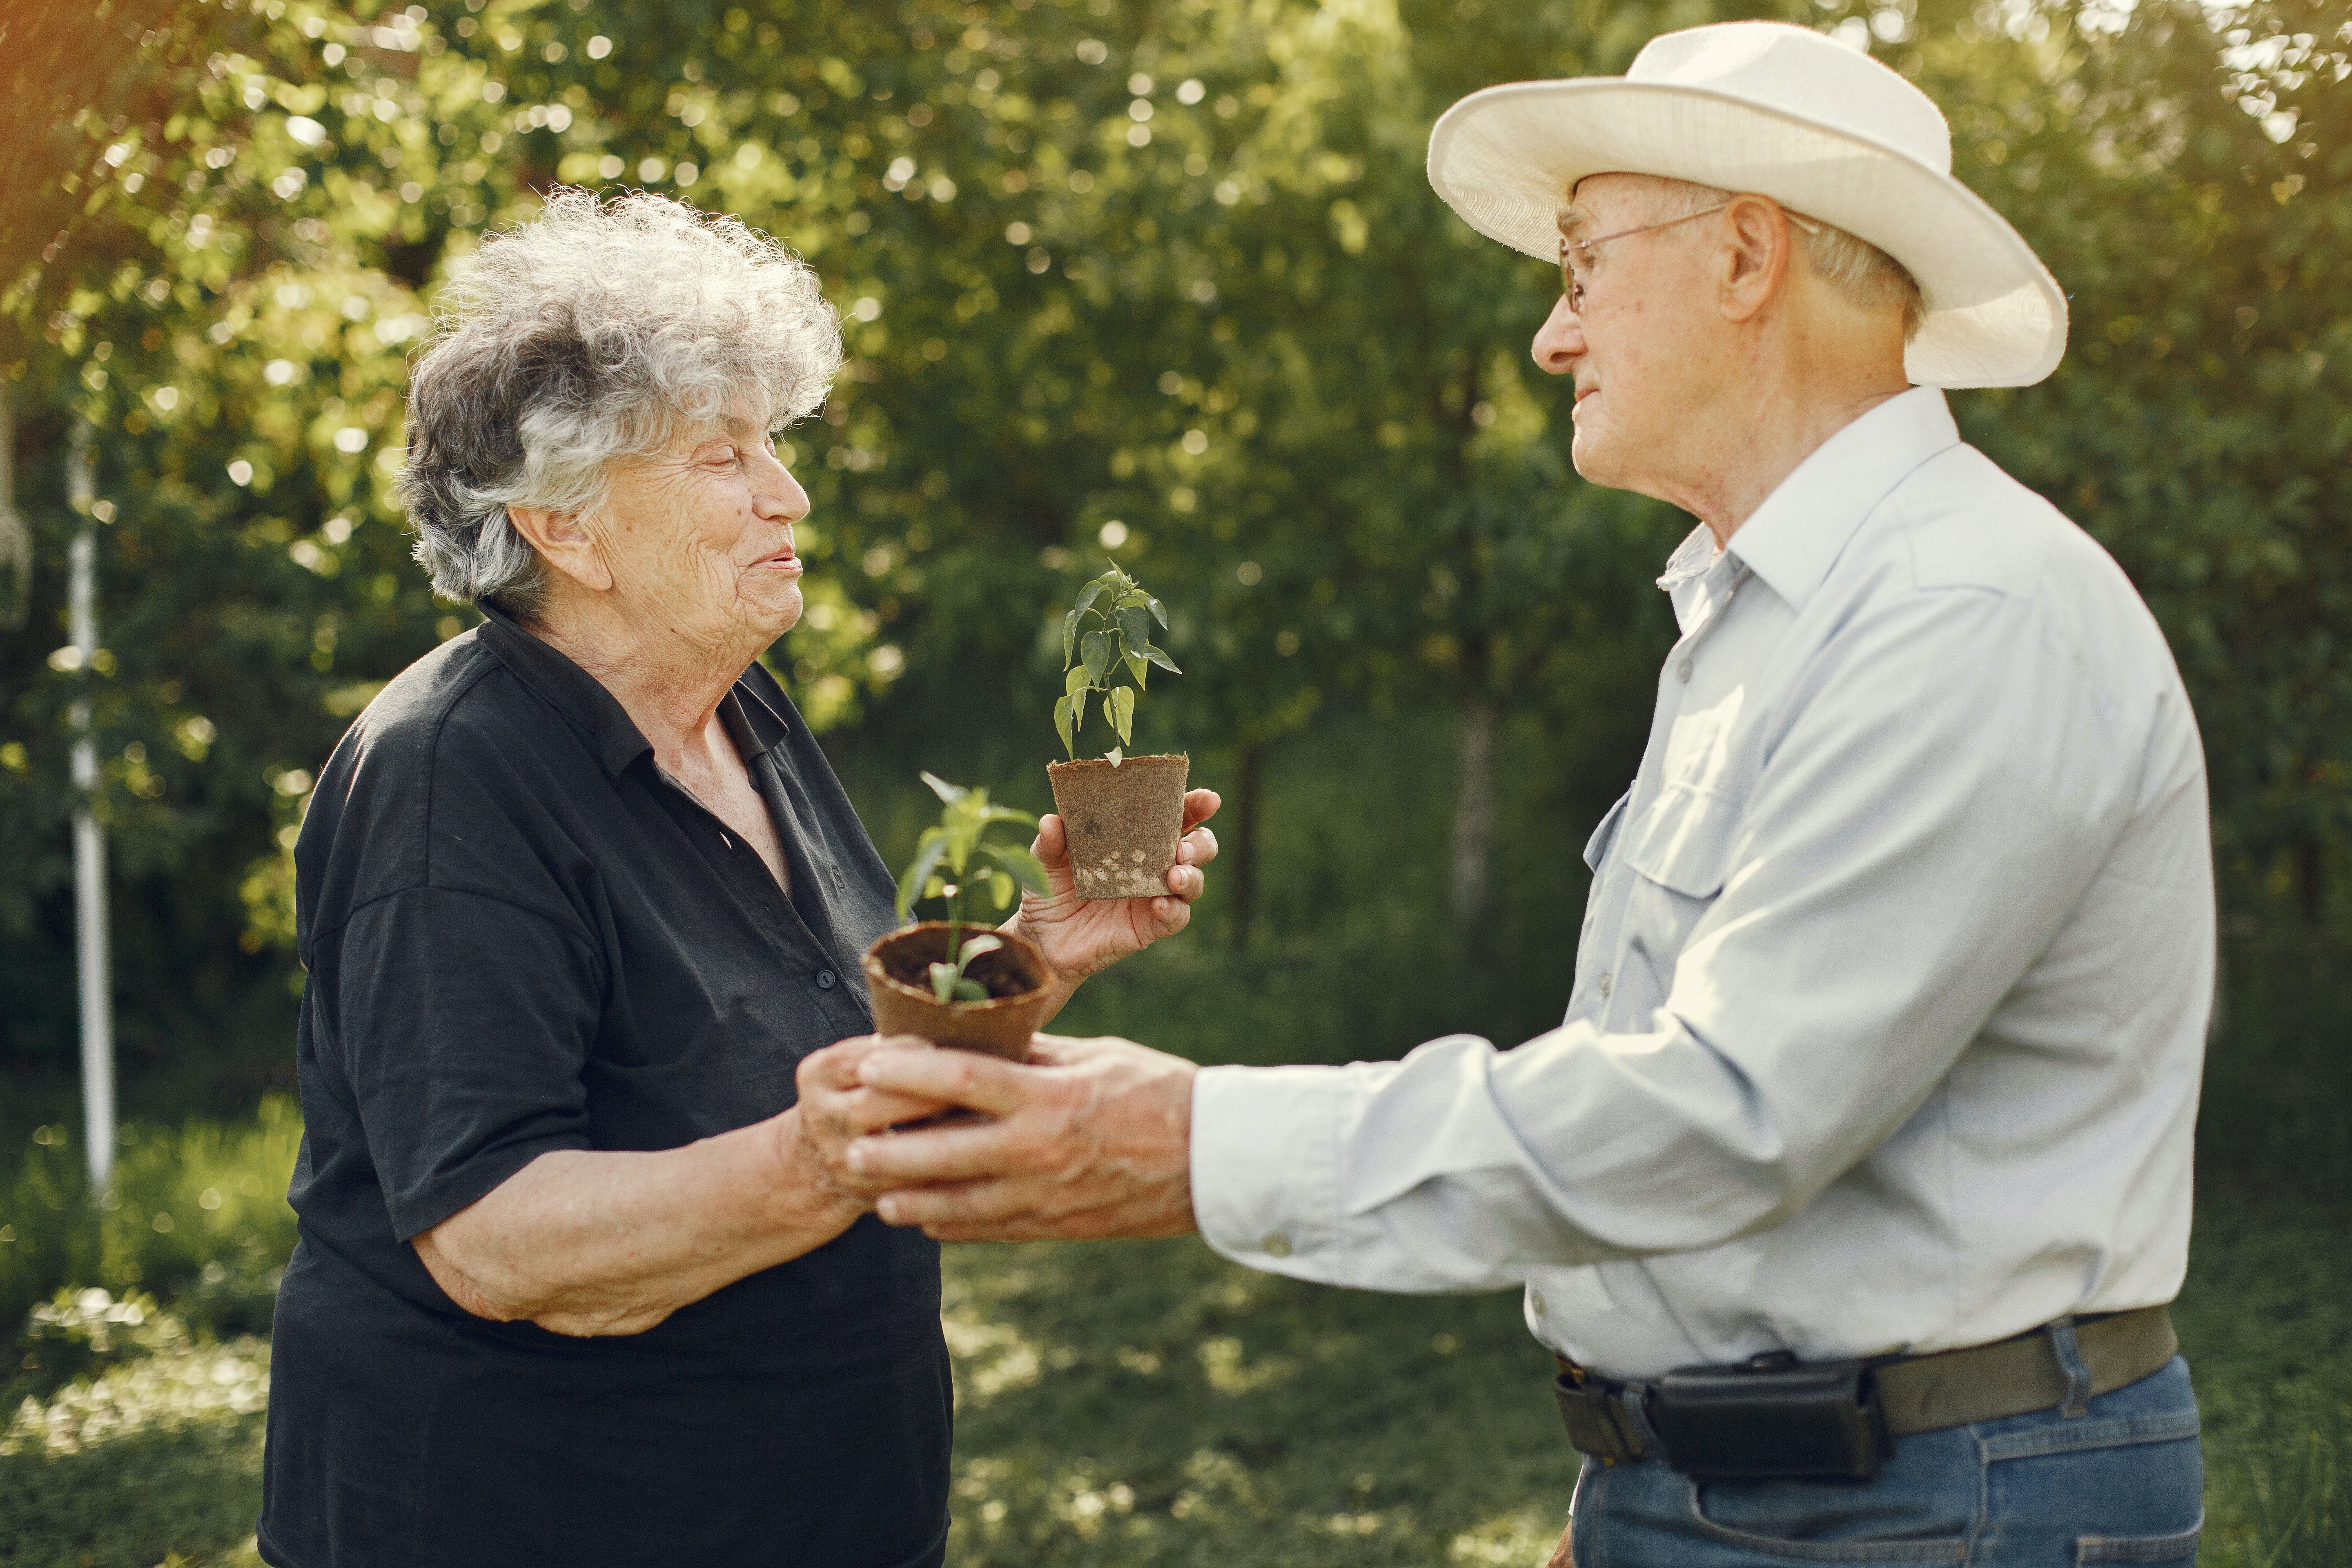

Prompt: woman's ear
xmin=504 ymin=503 xmax=613 ymax=594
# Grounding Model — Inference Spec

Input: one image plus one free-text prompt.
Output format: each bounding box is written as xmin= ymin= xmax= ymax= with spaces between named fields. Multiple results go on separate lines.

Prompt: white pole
xmin=0 ymin=383 xmax=29 ymax=630
xmin=67 ymin=418 xmax=116 ymax=1193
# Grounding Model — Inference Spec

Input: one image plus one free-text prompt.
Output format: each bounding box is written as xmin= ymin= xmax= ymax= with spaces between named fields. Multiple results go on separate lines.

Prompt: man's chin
xmin=1568 ymin=422 xmax=1620 ymax=487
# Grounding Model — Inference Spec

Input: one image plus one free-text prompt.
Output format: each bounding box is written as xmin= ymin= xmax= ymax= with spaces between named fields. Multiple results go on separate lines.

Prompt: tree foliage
xmin=1 ymin=0 xmax=2344 ymax=1089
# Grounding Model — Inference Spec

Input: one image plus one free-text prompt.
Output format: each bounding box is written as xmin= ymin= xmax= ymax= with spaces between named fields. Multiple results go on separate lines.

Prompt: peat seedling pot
xmin=1047 ymin=753 xmax=1189 ymax=901
xmin=862 ymin=922 xmax=1053 ymax=1061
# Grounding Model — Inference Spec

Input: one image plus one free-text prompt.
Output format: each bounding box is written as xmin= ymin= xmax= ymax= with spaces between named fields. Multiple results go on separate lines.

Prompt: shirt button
xmin=1597 ymin=971 xmax=1613 ymax=998
xmin=1261 ymin=1231 xmax=1293 ymax=1258
xmin=1675 ymin=657 xmax=1694 ymax=682
xmin=815 ymin=969 xmax=837 ymax=990
xmin=1530 ymin=1290 xmax=1548 ymax=1319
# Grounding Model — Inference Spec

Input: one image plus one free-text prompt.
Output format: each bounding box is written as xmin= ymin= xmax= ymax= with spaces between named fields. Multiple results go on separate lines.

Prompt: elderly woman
xmin=257 ymin=191 xmax=1217 ymax=1568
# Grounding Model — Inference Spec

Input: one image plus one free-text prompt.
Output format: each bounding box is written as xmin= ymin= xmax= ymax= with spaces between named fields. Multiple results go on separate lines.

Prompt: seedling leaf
xmin=1062 ymin=609 xmax=1082 ymax=667
xmin=1109 ymin=685 xmax=1135 ymax=746
xmin=920 ymin=771 xmax=967 ymax=805
xmin=1115 ymin=605 xmax=1153 ymax=655
xmin=1081 ymin=630 xmax=1114 ymax=684
xmin=1106 ymin=746 xmax=1124 ymax=766
xmin=895 ymin=827 xmax=951 ymax=920
xmin=1125 ymin=653 xmax=1149 ymax=689
xmin=1054 ymin=695 xmax=1075 ymax=757
xmin=1146 ymin=595 xmax=1169 ymax=628
xmin=982 ymin=842 xmax=1051 ymax=897
xmin=1143 ymin=644 xmax=1181 ymax=674
xmin=987 ymin=870 xmax=1015 ymax=909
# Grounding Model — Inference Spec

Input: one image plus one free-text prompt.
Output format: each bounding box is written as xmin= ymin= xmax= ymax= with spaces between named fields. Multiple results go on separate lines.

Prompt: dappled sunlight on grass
xmin=0 ymin=1329 xmax=268 ymax=1568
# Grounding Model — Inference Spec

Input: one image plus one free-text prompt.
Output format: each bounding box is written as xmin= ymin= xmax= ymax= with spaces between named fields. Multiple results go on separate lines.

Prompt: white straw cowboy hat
xmin=1425 ymin=21 xmax=2067 ymax=388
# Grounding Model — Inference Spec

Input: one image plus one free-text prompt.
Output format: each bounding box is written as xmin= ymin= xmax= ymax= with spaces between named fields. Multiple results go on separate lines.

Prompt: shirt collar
xmin=474 ymin=604 xmax=789 ymax=780
xmin=1717 ymin=386 xmax=1961 ymax=615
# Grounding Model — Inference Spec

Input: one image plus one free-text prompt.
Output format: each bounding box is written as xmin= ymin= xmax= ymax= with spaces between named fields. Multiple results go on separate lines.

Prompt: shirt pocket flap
xmin=1582 ymin=791 xmax=1633 ymax=873
xmin=1619 ymin=783 xmax=1744 ymax=899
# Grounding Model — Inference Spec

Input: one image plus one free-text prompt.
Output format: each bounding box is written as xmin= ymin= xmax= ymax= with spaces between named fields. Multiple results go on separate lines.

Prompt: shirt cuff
xmin=1190 ymin=1062 xmax=1372 ymax=1282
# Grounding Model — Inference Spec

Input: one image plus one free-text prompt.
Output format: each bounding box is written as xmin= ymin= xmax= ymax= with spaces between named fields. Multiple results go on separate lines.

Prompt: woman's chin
xmin=746 ymin=579 xmax=804 ymax=639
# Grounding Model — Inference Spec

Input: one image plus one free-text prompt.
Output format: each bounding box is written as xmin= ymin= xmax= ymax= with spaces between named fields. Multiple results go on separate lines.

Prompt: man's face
xmin=1530 ymin=174 xmax=1728 ymax=497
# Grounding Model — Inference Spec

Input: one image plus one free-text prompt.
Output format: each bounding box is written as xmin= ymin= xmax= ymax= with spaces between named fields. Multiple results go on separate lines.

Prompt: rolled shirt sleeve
xmin=1194 ymin=581 xmax=2139 ymax=1295
xmin=314 ymin=886 xmax=606 ymax=1241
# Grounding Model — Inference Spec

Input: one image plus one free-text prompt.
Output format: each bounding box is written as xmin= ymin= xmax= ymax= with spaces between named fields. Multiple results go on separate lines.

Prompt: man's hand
xmin=1004 ymin=791 xmax=1220 ymax=1011
xmin=845 ymin=1033 xmax=1197 ymax=1241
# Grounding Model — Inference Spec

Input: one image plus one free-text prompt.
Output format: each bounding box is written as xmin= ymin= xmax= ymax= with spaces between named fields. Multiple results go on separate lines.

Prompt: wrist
xmin=767 ymin=1108 xmax=866 ymax=1233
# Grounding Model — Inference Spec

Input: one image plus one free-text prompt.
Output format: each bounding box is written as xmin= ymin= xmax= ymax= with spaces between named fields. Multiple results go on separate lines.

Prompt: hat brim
xmin=1426 ymin=79 xmax=2067 ymax=389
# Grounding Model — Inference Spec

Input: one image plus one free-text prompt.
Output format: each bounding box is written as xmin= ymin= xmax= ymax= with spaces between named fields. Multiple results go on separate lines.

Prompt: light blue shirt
xmin=1189 ymin=388 xmax=2214 ymax=1376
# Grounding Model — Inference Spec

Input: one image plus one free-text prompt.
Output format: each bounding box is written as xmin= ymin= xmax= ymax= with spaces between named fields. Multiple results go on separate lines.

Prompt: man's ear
xmin=504 ymin=503 xmax=613 ymax=594
xmin=1717 ymin=194 xmax=1796 ymax=326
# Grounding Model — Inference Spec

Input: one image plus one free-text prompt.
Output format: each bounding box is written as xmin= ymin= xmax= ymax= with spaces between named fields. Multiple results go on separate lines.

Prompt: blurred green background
xmin=0 ymin=0 xmax=2345 ymax=1561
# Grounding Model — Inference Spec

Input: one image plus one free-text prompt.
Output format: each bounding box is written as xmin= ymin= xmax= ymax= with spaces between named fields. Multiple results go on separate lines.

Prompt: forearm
xmin=414 ymin=1109 xmax=859 ymax=1336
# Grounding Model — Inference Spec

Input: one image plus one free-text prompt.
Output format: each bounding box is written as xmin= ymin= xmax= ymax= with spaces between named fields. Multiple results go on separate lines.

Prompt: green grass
xmin=1 ymin=1190 xmax=2337 ymax=1568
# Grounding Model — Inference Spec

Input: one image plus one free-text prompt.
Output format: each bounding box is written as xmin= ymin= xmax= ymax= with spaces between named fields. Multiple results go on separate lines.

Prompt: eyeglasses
xmin=1558 ymin=203 xmax=1821 ymax=314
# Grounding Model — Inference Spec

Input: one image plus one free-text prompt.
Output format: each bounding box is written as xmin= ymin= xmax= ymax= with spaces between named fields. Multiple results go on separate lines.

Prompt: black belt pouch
xmin=1650 ymin=1357 xmax=1893 ymax=1482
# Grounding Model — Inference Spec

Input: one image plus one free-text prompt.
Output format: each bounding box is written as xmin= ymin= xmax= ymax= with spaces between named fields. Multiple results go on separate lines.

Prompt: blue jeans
xmin=1568 ymin=1356 xmax=2202 ymax=1567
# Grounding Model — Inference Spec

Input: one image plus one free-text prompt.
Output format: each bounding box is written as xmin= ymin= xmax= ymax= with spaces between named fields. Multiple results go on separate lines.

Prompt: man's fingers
xmin=846 ymin=1116 xmax=1025 ymax=1185
xmin=873 ymin=1179 xmax=1020 ymax=1230
xmin=1022 ymin=1033 xmax=1112 ymax=1067
xmin=900 ymin=1192 xmax=1196 ymax=1243
xmin=856 ymin=1042 xmax=1031 ymax=1116
xmin=1180 ymin=789 xmax=1222 ymax=831
xmin=1033 ymin=813 xmax=1068 ymax=864
xmin=824 ymin=1085 xmax=953 ymax=1134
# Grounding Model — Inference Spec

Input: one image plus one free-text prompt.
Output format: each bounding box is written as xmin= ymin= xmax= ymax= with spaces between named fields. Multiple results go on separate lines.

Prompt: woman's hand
xmin=1004 ymin=789 xmax=1219 ymax=1008
xmin=782 ymin=1035 xmax=961 ymax=1218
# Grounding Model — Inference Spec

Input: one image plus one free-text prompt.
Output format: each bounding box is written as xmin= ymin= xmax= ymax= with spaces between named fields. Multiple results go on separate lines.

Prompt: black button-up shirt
xmin=259 ymin=607 xmax=948 ymax=1568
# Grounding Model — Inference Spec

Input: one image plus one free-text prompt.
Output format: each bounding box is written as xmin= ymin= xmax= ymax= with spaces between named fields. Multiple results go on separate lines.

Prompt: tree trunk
xmin=1452 ymin=697 xmax=1498 ymax=938
xmin=1229 ymin=742 xmax=1261 ymax=951
xmin=2299 ymin=837 xmax=2323 ymax=928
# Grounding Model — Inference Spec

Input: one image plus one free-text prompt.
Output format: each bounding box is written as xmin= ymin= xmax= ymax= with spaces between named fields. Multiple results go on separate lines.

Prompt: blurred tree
xmin=2 ymin=0 xmax=2344 ymax=1102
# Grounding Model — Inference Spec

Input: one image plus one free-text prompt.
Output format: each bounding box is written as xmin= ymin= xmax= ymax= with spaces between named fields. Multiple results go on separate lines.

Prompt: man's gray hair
xmin=1652 ymin=178 xmax=1926 ymax=340
xmin=400 ymin=188 xmax=842 ymax=617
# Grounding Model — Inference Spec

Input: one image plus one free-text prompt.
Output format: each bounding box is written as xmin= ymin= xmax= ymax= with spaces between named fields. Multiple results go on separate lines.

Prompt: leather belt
xmin=1554 ymin=1306 xmax=2178 ymax=1469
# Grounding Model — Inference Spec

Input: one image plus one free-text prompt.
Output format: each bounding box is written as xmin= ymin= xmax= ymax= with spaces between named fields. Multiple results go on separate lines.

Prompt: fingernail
xmin=846 ymin=1143 xmax=868 ymax=1173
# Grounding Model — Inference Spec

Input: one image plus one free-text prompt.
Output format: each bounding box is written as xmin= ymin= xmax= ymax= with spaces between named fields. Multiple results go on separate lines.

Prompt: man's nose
xmin=1530 ymin=294 xmax=1583 ymax=376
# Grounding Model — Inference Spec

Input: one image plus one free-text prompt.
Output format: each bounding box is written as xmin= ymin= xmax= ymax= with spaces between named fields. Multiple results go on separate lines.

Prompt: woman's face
xmin=592 ymin=410 xmax=811 ymax=657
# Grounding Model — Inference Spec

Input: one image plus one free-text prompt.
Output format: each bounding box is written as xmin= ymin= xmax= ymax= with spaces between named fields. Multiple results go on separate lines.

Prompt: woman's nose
xmin=1530 ymin=294 xmax=1583 ymax=376
xmin=752 ymin=446 xmax=811 ymax=523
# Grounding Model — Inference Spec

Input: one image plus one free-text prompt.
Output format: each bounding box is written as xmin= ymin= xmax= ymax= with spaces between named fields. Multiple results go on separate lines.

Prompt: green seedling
xmin=1056 ymin=562 xmax=1180 ymax=763
xmin=894 ymin=772 xmax=1051 ymax=1003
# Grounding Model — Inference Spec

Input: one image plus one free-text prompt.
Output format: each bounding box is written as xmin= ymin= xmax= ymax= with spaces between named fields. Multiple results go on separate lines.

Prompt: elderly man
xmin=835 ymin=22 xmax=2212 ymax=1566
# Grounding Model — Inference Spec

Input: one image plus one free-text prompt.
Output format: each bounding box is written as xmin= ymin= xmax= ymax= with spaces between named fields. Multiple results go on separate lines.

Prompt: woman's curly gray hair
xmin=400 ymin=188 xmax=842 ymax=617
